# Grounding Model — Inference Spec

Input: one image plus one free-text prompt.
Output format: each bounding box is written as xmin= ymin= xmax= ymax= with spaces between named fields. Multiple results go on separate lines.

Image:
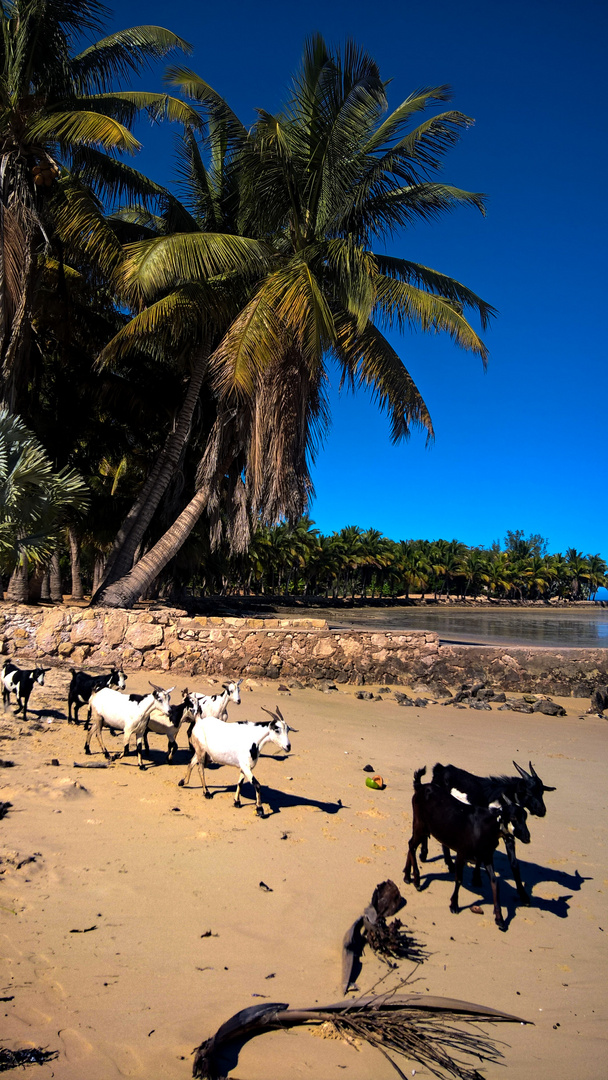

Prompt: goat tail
xmin=413 ymin=766 xmax=427 ymax=789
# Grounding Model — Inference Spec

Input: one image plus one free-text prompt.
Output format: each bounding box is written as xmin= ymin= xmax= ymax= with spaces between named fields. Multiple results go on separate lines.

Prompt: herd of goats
xmin=1 ymin=657 xmax=556 ymax=931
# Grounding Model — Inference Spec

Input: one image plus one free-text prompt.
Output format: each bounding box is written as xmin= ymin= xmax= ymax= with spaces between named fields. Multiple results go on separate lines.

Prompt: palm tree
xmin=93 ymin=36 xmax=495 ymax=608
xmin=0 ymin=0 xmax=197 ymax=412
xmin=0 ymin=408 xmax=89 ymax=600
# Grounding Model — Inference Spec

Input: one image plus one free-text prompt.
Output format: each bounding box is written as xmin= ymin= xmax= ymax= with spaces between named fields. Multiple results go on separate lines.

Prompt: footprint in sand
xmin=58 ymin=1027 xmax=94 ymax=1062
xmin=106 ymin=1043 xmax=144 ymax=1076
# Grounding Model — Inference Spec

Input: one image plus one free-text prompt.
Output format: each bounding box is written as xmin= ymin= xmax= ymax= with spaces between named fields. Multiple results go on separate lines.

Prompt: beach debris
xmin=69 ymin=924 xmax=97 ymax=933
xmin=0 ymin=803 xmax=12 ymax=820
xmin=471 ymin=906 xmax=483 ymax=915
xmin=355 ymin=691 xmax=374 ymax=700
xmin=259 ymin=881 xmax=273 ymax=892
xmin=363 ymin=764 xmax=375 ymax=772
xmin=342 ymin=881 xmax=424 ymax=994
xmin=0 ymin=1046 xmax=58 ymax=1071
xmin=365 ymin=776 xmax=384 ymax=790
xmin=192 ymin=988 xmax=528 ymax=1080
xmin=278 ymin=684 xmax=291 ymax=693
xmin=0 ymin=760 xmax=14 ymax=768
xmin=72 ymin=760 xmax=110 ymax=769
xmin=200 ymin=930 xmax=218 ymax=938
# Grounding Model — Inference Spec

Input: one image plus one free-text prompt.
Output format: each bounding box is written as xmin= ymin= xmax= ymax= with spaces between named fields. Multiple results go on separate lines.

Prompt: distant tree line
xmin=185 ymin=521 xmax=607 ymax=603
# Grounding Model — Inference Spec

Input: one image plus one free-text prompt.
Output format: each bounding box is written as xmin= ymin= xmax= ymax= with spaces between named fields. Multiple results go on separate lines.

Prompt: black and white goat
xmin=84 ymin=683 xmax=174 ymax=770
xmin=403 ymin=767 xmax=531 ymax=930
xmin=179 ymin=705 xmax=292 ymax=817
xmin=186 ymin=680 xmax=243 ymax=742
xmin=127 ymin=688 xmax=198 ymax=764
xmin=67 ymin=667 xmax=127 ymax=725
xmin=1 ymin=661 xmax=48 ymax=722
xmin=423 ymin=760 xmax=555 ymax=904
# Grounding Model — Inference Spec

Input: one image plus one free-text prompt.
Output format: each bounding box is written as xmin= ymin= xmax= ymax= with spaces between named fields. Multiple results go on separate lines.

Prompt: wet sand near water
xmin=0 ymin=667 xmax=606 ymax=1079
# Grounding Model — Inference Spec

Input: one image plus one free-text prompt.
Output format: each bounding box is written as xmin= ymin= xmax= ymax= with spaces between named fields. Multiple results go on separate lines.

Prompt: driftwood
xmin=72 ymin=760 xmax=110 ymax=769
xmin=192 ymin=991 xmax=529 ymax=1080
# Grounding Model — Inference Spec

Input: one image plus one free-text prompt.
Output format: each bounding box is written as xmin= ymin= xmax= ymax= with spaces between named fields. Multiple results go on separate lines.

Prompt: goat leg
xmin=251 ymin=775 xmax=264 ymax=818
xmin=472 ymin=860 xmax=483 ymax=887
xmin=484 ymin=859 xmax=505 ymax=929
xmin=442 ymin=844 xmax=456 ymax=874
xmin=403 ymin=837 xmax=421 ymax=890
xmin=503 ymin=835 xmax=531 ymax=906
xmin=234 ymin=771 xmax=244 ymax=807
xmin=449 ymin=854 xmax=465 ymax=914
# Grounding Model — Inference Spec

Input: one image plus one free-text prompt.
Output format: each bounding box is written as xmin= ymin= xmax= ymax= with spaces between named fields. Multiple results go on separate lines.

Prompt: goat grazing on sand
xmin=179 ymin=705 xmax=292 ymax=817
xmin=403 ymin=767 xmax=531 ymax=930
xmin=84 ymin=683 xmax=174 ymax=770
xmin=67 ymin=667 xmax=127 ymax=725
xmin=1 ymin=661 xmax=48 ymax=722
xmin=422 ymin=760 xmax=555 ymax=905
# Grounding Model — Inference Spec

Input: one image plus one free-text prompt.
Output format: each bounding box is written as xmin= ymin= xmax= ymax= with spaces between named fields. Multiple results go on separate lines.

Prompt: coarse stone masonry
xmin=0 ymin=603 xmax=606 ymax=696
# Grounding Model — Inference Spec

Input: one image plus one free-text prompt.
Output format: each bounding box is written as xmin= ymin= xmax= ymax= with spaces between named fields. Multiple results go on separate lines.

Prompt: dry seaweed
xmin=192 ymin=989 xmax=529 ymax=1080
xmin=0 ymin=1046 xmax=58 ymax=1071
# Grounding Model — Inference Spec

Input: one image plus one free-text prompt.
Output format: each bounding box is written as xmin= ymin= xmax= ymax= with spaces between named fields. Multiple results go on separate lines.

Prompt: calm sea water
xmin=278 ymin=605 xmax=608 ymax=648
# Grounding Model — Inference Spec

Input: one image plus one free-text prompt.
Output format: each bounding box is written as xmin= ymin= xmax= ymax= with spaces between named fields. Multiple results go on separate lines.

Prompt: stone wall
xmin=0 ymin=604 xmax=606 ymax=697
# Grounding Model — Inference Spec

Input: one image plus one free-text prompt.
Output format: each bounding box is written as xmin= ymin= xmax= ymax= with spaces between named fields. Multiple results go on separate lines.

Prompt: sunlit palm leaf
xmin=27 ymin=110 xmax=141 ymax=154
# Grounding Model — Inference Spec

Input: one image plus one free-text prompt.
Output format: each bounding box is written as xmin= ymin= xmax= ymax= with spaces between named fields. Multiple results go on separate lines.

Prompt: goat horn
xmin=512 ymin=761 xmax=529 ymax=778
xmin=260 ymin=706 xmax=276 ymax=720
xmin=274 ymin=705 xmax=285 ymax=724
xmin=529 ymin=761 xmax=539 ymax=779
xmin=149 ymin=681 xmax=163 ymax=692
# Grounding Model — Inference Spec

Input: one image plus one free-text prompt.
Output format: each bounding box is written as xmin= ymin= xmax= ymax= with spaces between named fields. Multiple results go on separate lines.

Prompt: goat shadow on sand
xmin=415 ymin=849 xmax=589 ymax=928
xmin=163 ymin=752 xmax=344 ymax=815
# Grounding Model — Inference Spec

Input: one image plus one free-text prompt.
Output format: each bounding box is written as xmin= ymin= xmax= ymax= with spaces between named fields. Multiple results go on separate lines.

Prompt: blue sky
xmin=104 ymin=0 xmax=607 ymax=555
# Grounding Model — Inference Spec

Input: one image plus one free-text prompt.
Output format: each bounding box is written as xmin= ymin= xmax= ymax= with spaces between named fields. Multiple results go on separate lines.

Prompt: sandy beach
xmin=0 ymin=666 xmax=606 ymax=1079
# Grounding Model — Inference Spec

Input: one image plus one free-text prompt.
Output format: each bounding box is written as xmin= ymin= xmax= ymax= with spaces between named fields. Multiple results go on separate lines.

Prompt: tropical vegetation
xmin=0 ymin=3 xmax=604 ymax=607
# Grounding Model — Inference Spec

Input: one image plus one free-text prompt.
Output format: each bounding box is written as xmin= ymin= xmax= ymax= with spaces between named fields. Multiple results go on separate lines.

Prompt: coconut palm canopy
xmin=92 ymin=35 xmax=496 ymax=606
xmin=0 ymin=0 xmax=200 ymax=411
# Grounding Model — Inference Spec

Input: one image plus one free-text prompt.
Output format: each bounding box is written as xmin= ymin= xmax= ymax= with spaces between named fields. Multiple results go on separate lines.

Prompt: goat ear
xmin=542 ymin=784 xmax=557 ymax=792
xmin=513 ymin=761 xmax=529 ymax=778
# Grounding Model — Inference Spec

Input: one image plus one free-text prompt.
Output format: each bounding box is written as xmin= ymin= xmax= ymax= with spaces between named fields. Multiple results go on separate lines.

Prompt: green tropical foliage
xmin=0 ymin=0 xmax=195 ymax=412
xmin=0 ymin=407 xmax=88 ymax=567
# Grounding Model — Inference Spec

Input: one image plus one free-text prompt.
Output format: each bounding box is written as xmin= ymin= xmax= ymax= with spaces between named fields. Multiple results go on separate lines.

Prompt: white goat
xmin=178 ymin=705 xmax=292 ymax=817
xmin=84 ymin=683 xmax=174 ymax=770
xmin=186 ymin=679 xmax=243 ymax=742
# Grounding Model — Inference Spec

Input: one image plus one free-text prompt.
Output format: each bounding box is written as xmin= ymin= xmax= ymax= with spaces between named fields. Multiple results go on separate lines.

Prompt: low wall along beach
xmin=1 ymin=604 xmax=607 ymax=697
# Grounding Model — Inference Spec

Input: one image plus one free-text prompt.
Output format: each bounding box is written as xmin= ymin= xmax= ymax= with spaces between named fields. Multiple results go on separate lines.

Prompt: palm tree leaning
xmin=92 ymin=35 xmax=496 ymax=608
xmin=0 ymin=0 xmax=198 ymax=412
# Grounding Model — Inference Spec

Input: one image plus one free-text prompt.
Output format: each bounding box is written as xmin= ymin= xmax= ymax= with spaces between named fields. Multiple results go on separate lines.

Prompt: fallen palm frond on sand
xmin=342 ymin=879 xmax=426 ymax=993
xmin=192 ymin=988 xmax=529 ymax=1080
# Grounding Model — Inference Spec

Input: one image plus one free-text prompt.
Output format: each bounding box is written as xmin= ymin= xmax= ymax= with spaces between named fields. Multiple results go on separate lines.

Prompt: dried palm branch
xmin=342 ymin=879 xmax=426 ymax=994
xmin=192 ymin=990 xmax=528 ymax=1080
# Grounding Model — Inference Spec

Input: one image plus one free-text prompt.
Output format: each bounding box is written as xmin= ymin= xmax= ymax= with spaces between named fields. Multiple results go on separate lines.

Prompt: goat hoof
xmin=204 ymin=792 xmax=213 ymax=800
xmin=178 ymin=779 xmax=185 ymax=787
xmin=255 ymin=807 xmax=265 ymax=818
xmin=450 ymin=905 xmax=460 ymax=914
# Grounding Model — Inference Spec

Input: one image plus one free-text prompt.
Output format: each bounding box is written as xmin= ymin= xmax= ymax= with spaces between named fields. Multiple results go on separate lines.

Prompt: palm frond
xmin=164 ymin=65 xmax=248 ymax=142
xmin=374 ymin=275 xmax=489 ymax=363
xmin=118 ymin=232 xmax=271 ymax=305
xmin=26 ymin=110 xmax=141 ymax=154
xmin=72 ymin=25 xmax=192 ymax=94
xmin=334 ymin=314 xmax=433 ymax=442
xmin=374 ymin=254 xmax=496 ymax=329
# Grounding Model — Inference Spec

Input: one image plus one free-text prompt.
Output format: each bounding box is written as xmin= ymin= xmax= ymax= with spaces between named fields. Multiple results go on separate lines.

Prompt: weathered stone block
xmin=125 ymin=622 xmax=163 ymax=650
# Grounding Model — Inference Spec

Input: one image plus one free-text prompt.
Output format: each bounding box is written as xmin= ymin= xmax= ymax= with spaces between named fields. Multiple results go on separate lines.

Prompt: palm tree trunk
xmin=40 ymin=570 xmax=50 ymax=600
xmin=6 ymin=555 xmax=28 ymax=603
xmin=49 ymin=550 xmax=63 ymax=602
xmin=93 ymin=350 xmax=209 ymax=597
xmin=93 ymin=485 xmax=211 ymax=609
xmin=68 ymin=526 xmax=84 ymax=600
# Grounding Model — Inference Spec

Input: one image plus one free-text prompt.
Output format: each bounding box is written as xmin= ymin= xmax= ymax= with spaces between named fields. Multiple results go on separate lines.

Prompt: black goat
xmin=1 ymin=661 xmax=48 ymax=722
xmin=67 ymin=667 xmax=127 ymax=725
xmin=403 ymin=766 xmax=531 ymax=930
xmin=422 ymin=760 xmax=555 ymax=904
